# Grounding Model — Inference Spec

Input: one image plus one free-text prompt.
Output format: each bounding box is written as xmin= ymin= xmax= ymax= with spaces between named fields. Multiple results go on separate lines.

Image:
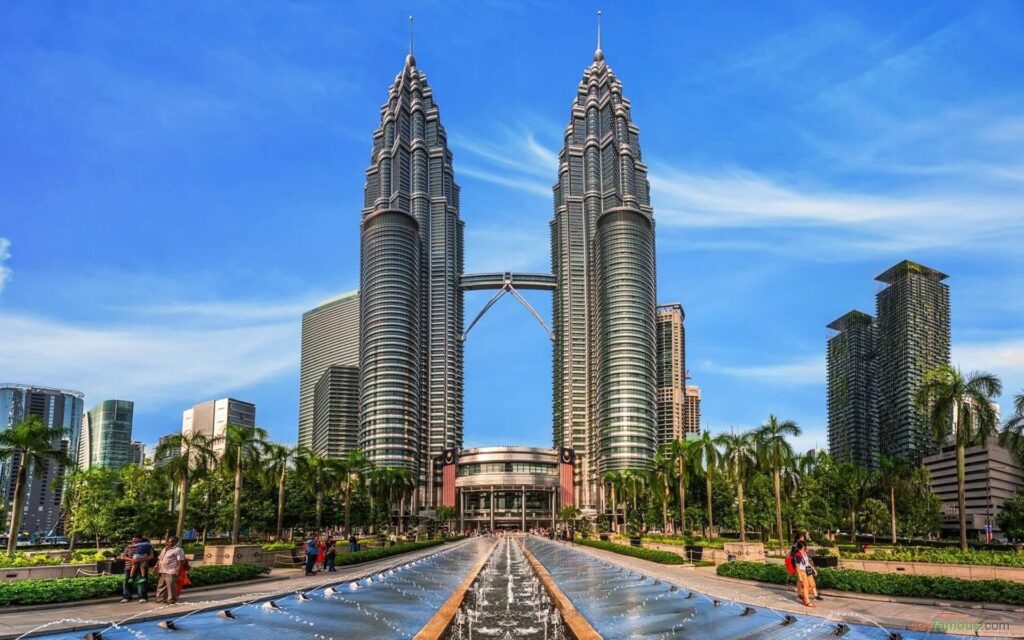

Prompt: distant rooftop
xmin=656 ymin=302 xmax=684 ymax=319
xmin=875 ymin=260 xmax=948 ymax=285
xmin=827 ymin=309 xmax=874 ymax=332
xmin=305 ymin=290 xmax=359 ymax=315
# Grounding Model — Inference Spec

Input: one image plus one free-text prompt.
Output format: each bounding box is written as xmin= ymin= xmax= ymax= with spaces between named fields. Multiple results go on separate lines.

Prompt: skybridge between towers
xmin=460 ymin=272 xmax=556 ymax=341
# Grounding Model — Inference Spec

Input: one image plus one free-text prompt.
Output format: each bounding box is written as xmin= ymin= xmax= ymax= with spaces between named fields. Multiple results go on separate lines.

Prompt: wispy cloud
xmin=465 ymin=227 xmax=551 ymax=273
xmin=954 ymin=338 xmax=1024 ymax=410
xmin=700 ymin=356 xmax=824 ymax=386
xmin=0 ymin=238 xmax=10 ymax=293
xmin=452 ymin=126 xmax=558 ymax=198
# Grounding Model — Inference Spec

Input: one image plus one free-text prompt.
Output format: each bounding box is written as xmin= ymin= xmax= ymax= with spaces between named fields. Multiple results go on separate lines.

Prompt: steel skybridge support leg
xmin=463 ymin=287 xmax=508 ymax=341
xmin=507 ymin=285 xmax=554 ymax=341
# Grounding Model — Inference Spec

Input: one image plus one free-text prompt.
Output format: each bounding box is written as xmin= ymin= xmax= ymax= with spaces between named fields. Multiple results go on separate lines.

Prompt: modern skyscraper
xmin=826 ymin=310 xmax=880 ymax=469
xmin=182 ymin=397 xmax=256 ymax=458
xmin=655 ymin=304 xmax=686 ymax=447
xmin=359 ymin=49 xmax=464 ymax=505
xmin=551 ymin=44 xmax=657 ymax=508
xmin=130 ymin=441 xmax=145 ymax=466
xmin=154 ymin=434 xmax=179 ymax=467
xmin=0 ymin=384 xmax=84 ymax=535
xmin=312 ymin=365 xmax=360 ymax=459
xmin=683 ymin=386 xmax=701 ymax=436
xmin=77 ymin=399 xmax=134 ymax=470
xmin=298 ymin=291 xmax=360 ymax=449
xmin=876 ymin=261 xmax=950 ymax=464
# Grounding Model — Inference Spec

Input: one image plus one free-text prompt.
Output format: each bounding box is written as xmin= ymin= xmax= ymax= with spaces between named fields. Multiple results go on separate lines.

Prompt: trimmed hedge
xmin=843 ymin=547 xmax=1024 ymax=568
xmin=576 ymin=539 xmax=686 ymax=564
xmin=716 ymin=562 xmax=1024 ymax=606
xmin=336 ymin=539 xmax=445 ymax=566
xmin=643 ymin=535 xmax=727 ymax=549
xmin=0 ymin=563 xmax=270 ymax=607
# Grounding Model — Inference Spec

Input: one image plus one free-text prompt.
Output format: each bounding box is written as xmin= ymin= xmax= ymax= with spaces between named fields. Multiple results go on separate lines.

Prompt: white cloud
xmin=0 ymin=304 xmax=301 ymax=408
xmin=0 ymin=238 xmax=11 ymax=293
xmin=954 ymin=338 xmax=1024 ymax=413
xmin=700 ymin=356 xmax=824 ymax=386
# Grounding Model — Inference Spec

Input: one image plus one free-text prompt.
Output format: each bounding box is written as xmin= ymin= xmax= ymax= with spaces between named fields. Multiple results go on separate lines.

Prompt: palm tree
xmin=603 ymin=471 xmax=623 ymax=534
xmin=221 ymin=424 xmax=269 ymax=544
xmin=668 ymin=437 xmax=695 ymax=533
xmin=917 ymin=365 xmax=1002 ymax=550
xmin=877 ymin=457 xmax=912 ymax=544
xmin=837 ymin=461 xmax=871 ymax=538
xmin=340 ymin=450 xmax=370 ymax=535
xmin=154 ymin=431 xmax=216 ymax=539
xmin=61 ymin=464 xmax=83 ymax=553
xmin=263 ymin=444 xmax=294 ymax=541
xmin=693 ymin=431 xmax=723 ymax=537
xmin=999 ymin=389 xmax=1024 ymax=464
xmin=648 ymin=450 xmax=674 ymax=533
xmin=294 ymin=450 xmax=336 ymax=530
xmin=0 ymin=417 xmax=72 ymax=556
xmin=720 ymin=430 xmax=757 ymax=541
xmin=755 ymin=415 xmax=801 ymax=556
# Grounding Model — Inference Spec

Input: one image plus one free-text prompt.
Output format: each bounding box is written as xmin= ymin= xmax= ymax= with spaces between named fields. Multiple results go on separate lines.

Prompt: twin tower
xmin=358 ymin=43 xmax=657 ymax=510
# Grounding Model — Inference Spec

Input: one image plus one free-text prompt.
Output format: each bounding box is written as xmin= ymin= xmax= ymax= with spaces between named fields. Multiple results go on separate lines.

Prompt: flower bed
xmin=716 ymin=562 xmax=1024 ymax=606
xmin=0 ymin=563 xmax=270 ymax=607
xmin=842 ymin=547 xmax=1024 ymax=568
xmin=576 ymin=539 xmax=687 ymax=564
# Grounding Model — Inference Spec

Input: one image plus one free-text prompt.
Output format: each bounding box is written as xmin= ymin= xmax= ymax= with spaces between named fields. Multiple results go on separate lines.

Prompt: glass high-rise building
xmin=77 ymin=399 xmax=134 ymax=470
xmin=359 ymin=50 xmax=464 ymax=504
xmin=551 ymin=45 xmax=657 ymax=507
xmin=0 ymin=383 xmax=84 ymax=535
xmin=312 ymin=365 xmax=360 ymax=460
xmin=826 ymin=310 xmax=879 ymax=469
xmin=876 ymin=260 xmax=950 ymax=464
xmin=655 ymin=304 xmax=687 ymax=447
xmin=298 ymin=291 xmax=359 ymax=450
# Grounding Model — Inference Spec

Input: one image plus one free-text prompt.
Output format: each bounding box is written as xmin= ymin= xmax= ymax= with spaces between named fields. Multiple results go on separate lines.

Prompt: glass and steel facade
xmin=77 ymin=399 xmax=134 ymax=470
xmin=359 ymin=53 xmax=464 ymax=498
xmin=298 ymin=291 xmax=359 ymax=449
xmin=0 ymin=383 xmax=84 ymax=535
xmin=551 ymin=49 xmax=657 ymax=506
xmin=312 ymin=365 xmax=360 ymax=459
xmin=454 ymin=447 xmax=561 ymax=531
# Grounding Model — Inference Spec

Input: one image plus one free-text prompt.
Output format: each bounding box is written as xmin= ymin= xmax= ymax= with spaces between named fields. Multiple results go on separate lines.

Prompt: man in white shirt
xmin=155 ymin=536 xmax=186 ymax=604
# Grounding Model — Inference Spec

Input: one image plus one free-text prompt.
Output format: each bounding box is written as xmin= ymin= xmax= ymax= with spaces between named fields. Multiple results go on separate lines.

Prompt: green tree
xmin=860 ymin=498 xmax=889 ymax=543
xmin=262 ymin=444 xmax=294 ymax=540
xmin=668 ymin=437 xmax=695 ymax=532
xmin=603 ymin=471 xmax=623 ymax=534
xmin=67 ymin=467 xmax=119 ymax=549
xmin=836 ymin=462 xmax=871 ymax=537
xmin=294 ymin=449 xmax=336 ymax=530
xmin=155 ymin=432 xmax=216 ymax=538
xmin=720 ymin=430 xmax=757 ymax=541
xmin=877 ymin=457 xmax=912 ymax=544
xmin=114 ymin=464 xmax=173 ymax=538
xmin=999 ymin=390 xmax=1024 ymax=465
xmin=435 ymin=505 xmax=457 ymax=534
xmin=995 ymin=492 xmax=1024 ymax=542
xmin=693 ymin=431 xmax=724 ymax=537
xmin=221 ymin=424 xmax=269 ymax=543
xmin=755 ymin=415 xmax=801 ymax=555
xmin=917 ymin=365 xmax=1001 ymax=550
xmin=340 ymin=450 xmax=371 ymax=535
xmin=0 ymin=417 xmax=73 ymax=555
xmin=648 ymin=449 xmax=675 ymax=533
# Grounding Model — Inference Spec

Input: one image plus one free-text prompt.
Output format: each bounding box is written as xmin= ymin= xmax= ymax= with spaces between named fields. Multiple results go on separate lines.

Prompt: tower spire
xmin=594 ymin=10 xmax=604 ymax=61
xmin=406 ymin=15 xmax=416 ymax=66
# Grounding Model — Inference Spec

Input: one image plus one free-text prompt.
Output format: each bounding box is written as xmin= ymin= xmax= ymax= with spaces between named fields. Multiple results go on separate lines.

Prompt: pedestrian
xmin=794 ymin=541 xmax=820 ymax=607
xmin=315 ymin=534 xmax=326 ymax=571
xmin=303 ymin=532 xmax=319 ymax=575
xmin=324 ymin=537 xmax=337 ymax=572
xmin=348 ymin=533 xmax=359 ymax=554
xmin=119 ymin=534 xmax=153 ymax=603
xmin=789 ymin=533 xmax=806 ymax=599
xmin=155 ymin=536 xmax=186 ymax=604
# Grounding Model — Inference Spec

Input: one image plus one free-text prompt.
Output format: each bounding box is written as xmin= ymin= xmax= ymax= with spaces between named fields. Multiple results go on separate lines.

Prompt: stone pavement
xmin=561 ymin=541 xmax=1024 ymax=638
xmin=0 ymin=541 xmax=459 ymax=639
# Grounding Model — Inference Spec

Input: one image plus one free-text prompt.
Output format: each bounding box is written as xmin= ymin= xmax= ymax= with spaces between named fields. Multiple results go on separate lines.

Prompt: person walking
xmin=348 ymin=533 xmax=358 ymax=554
xmin=324 ymin=537 xmax=337 ymax=572
xmin=303 ymin=532 xmax=319 ymax=576
xmin=794 ymin=541 xmax=819 ymax=607
xmin=155 ymin=536 xmax=186 ymax=604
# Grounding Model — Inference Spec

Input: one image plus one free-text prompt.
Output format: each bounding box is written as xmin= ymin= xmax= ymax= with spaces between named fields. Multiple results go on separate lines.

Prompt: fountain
xmin=442 ymin=536 xmax=568 ymax=640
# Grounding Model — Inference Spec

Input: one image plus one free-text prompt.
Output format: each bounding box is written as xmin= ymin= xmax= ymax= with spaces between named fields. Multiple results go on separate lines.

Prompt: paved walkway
xmin=0 ymin=542 xmax=457 ymax=639
xmin=561 ymin=541 xmax=1024 ymax=638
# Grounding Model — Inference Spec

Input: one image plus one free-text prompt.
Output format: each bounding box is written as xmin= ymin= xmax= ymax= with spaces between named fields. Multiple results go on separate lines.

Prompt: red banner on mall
xmin=441 ymin=448 xmax=459 ymax=508
xmin=558 ymin=447 xmax=575 ymax=508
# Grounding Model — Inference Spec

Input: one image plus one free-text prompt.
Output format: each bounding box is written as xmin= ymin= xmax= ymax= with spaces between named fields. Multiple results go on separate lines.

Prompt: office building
xmin=876 ymin=261 xmax=951 ymax=464
xmin=551 ymin=44 xmax=657 ymax=508
xmin=826 ymin=310 xmax=879 ymax=469
xmin=683 ymin=386 xmax=701 ymax=436
xmin=130 ymin=441 xmax=145 ymax=466
xmin=154 ymin=434 xmax=179 ymax=467
xmin=655 ymin=304 xmax=686 ymax=447
xmin=312 ymin=365 xmax=360 ymax=459
xmin=77 ymin=399 xmax=134 ymax=470
xmin=0 ymin=383 xmax=84 ymax=535
xmin=359 ymin=48 xmax=465 ymax=503
xmin=182 ymin=397 xmax=255 ymax=458
xmin=298 ymin=291 xmax=360 ymax=449
xmin=924 ymin=441 xmax=1024 ymax=536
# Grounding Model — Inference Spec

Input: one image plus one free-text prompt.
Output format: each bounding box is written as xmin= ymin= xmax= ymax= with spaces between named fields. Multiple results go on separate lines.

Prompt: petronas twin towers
xmin=359 ymin=39 xmax=656 ymax=510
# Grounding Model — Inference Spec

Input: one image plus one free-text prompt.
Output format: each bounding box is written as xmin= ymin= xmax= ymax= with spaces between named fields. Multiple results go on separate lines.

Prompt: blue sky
xmin=2 ymin=1 xmax=1023 ymax=454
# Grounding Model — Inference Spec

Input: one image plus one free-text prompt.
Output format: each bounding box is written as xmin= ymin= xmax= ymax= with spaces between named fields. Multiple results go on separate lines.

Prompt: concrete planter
xmin=723 ymin=542 xmax=766 ymax=564
xmin=204 ymin=545 xmax=272 ymax=568
xmin=838 ymin=558 xmax=1024 ymax=582
xmin=0 ymin=563 xmax=97 ymax=581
